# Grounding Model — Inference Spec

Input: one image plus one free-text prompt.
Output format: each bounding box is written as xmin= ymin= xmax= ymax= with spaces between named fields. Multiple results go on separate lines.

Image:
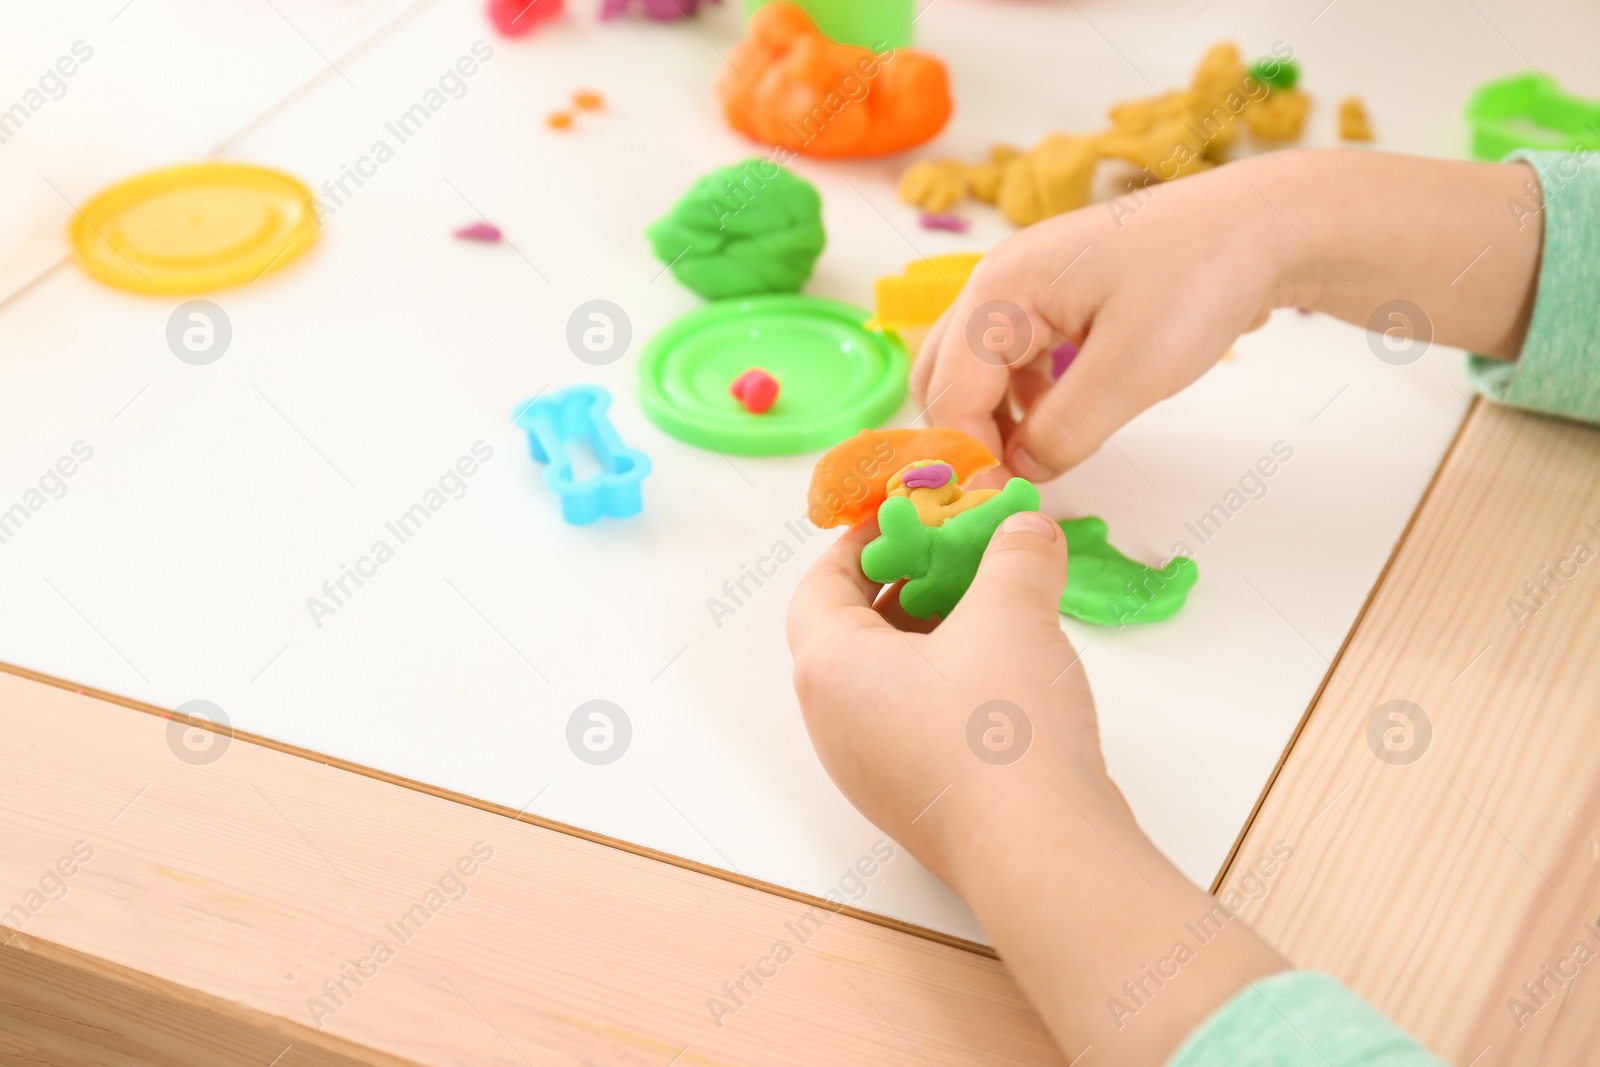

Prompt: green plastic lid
xmin=637 ymin=295 xmax=909 ymax=456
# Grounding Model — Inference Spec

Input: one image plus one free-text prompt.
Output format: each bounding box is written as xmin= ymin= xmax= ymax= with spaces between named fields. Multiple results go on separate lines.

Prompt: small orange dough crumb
xmin=547 ymin=110 xmax=574 ymax=129
xmin=1339 ymin=96 xmax=1375 ymax=141
xmin=573 ymin=89 xmax=604 ymax=111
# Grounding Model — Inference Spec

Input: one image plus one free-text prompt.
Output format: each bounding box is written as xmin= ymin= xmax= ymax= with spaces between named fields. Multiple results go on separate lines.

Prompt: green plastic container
xmin=743 ymin=0 xmax=914 ymax=50
xmin=637 ymin=295 xmax=908 ymax=456
xmin=1465 ymin=72 xmax=1600 ymax=161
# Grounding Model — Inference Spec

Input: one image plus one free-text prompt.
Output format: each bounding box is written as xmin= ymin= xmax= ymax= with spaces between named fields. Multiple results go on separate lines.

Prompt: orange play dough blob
xmin=716 ymin=2 xmax=952 ymax=159
xmin=807 ymin=428 xmax=998 ymax=529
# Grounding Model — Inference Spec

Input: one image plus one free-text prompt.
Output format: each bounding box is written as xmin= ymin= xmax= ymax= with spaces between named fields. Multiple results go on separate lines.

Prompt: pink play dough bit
xmin=602 ymin=0 xmax=715 ymax=19
xmin=454 ymin=221 xmax=502 ymax=242
xmin=919 ymin=212 xmax=969 ymax=232
xmin=1051 ymin=339 xmax=1078 ymax=380
xmin=729 ymin=368 xmax=779 ymax=414
xmin=900 ymin=463 xmax=954 ymax=490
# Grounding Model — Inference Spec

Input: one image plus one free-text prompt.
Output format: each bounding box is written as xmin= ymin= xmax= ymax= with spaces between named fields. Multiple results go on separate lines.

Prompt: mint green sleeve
xmin=1466 ymin=149 xmax=1600 ymax=421
xmin=1165 ymin=972 xmax=1446 ymax=1067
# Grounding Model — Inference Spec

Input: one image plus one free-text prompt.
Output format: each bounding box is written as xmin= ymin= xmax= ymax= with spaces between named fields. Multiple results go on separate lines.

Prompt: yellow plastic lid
xmin=871 ymin=252 xmax=983 ymax=330
xmin=69 ymin=162 xmax=317 ymax=295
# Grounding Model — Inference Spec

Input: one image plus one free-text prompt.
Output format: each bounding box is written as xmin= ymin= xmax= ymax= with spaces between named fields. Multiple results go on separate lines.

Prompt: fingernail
xmin=1008 ymin=444 xmax=1051 ymax=482
xmin=998 ymin=512 xmax=1058 ymax=540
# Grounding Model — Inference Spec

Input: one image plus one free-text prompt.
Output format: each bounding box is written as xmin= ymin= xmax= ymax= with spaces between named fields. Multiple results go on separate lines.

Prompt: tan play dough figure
xmin=1339 ymin=96 xmax=1375 ymax=141
xmin=1244 ymin=88 xmax=1311 ymax=142
xmin=1097 ymin=43 xmax=1254 ymax=177
xmin=893 ymin=41 xmax=1335 ymax=226
xmin=896 ymin=159 xmax=969 ymax=213
xmin=996 ymin=134 xmax=1099 ymax=226
xmin=1096 ymin=91 xmax=1215 ymax=179
xmin=885 ymin=460 xmax=1000 ymax=526
xmin=967 ymin=144 xmax=1020 ymax=204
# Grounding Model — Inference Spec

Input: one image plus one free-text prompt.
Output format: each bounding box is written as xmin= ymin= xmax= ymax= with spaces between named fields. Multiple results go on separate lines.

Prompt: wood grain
xmin=1224 ymin=403 xmax=1600 ymax=1066
xmin=0 ymin=667 xmax=1062 ymax=1067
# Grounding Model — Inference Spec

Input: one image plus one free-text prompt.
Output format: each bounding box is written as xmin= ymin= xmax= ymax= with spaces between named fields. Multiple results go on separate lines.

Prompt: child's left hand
xmin=787 ymin=513 xmax=1289 ymax=1064
xmin=785 ymin=511 xmax=1123 ymax=890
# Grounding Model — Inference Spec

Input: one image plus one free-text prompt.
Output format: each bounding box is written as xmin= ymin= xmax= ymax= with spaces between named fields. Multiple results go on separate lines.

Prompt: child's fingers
xmin=786 ymin=522 xmax=889 ymax=654
xmin=873 ymin=580 xmax=941 ymax=634
xmin=1004 ymin=311 xmax=1152 ymax=480
xmin=908 ymin=312 xmax=949 ymax=410
xmin=922 ymin=291 xmax=1050 ymax=463
xmin=1009 ymin=357 xmax=1055 ymax=418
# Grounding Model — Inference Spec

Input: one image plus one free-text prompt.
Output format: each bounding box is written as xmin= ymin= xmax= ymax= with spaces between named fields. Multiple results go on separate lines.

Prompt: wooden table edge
xmin=1210 ymin=401 xmax=1478 ymax=893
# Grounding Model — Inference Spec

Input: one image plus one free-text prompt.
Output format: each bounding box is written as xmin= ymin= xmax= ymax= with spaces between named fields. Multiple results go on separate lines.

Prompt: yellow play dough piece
xmin=967 ymin=144 xmax=1020 ymax=204
xmin=997 ymin=133 xmax=1098 ymax=227
xmin=896 ymin=159 xmax=969 ymax=213
xmin=1339 ymin=96 xmax=1375 ymax=141
xmin=872 ymin=252 xmax=983 ymax=331
xmin=1097 ymin=92 xmax=1215 ymax=180
xmin=886 ymin=461 xmax=999 ymax=526
xmin=1187 ymin=42 xmax=1251 ymax=151
xmin=1244 ymin=89 xmax=1311 ymax=143
xmin=69 ymin=162 xmax=317 ymax=294
xmin=1098 ymin=43 xmax=1255 ymax=180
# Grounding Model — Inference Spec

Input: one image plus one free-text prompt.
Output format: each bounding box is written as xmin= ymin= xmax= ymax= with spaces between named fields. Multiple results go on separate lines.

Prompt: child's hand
xmin=787 ymin=148 xmax=1546 ymax=1061
xmin=786 ymin=511 xmax=1124 ymax=889
xmin=911 ymin=149 xmax=1543 ymax=483
xmin=787 ymin=514 xmax=1289 ymax=1062
xmin=910 ymin=155 xmax=1293 ymax=483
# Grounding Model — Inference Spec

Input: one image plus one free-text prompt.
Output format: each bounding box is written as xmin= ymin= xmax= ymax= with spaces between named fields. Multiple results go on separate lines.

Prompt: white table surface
xmin=0 ymin=0 xmax=427 ymax=301
xmin=4 ymin=0 xmax=1594 ymax=943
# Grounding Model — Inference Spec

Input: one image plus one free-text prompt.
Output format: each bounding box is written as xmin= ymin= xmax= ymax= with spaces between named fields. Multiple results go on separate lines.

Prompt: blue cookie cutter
xmin=512 ymin=385 xmax=651 ymax=524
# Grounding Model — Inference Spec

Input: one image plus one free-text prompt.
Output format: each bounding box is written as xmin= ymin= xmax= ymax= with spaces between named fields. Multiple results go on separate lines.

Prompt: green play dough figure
xmin=1057 ymin=517 xmax=1198 ymax=626
xmin=860 ymin=488 xmax=1200 ymax=624
xmin=644 ymin=158 xmax=826 ymax=300
xmin=862 ymin=479 xmax=1041 ymax=620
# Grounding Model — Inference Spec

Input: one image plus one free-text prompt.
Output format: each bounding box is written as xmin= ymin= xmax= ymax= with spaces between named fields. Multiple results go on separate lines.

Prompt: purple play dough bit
xmin=454 ymin=221 xmax=502 ymax=242
xmin=602 ymin=0 xmax=714 ymax=19
xmin=919 ymin=212 xmax=969 ymax=232
xmin=901 ymin=463 xmax=954 ymax=490
xmin=1050 ymin=340 xmax=1079 ymax=380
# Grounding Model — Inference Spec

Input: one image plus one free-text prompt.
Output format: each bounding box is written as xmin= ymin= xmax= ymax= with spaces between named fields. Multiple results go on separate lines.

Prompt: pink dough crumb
xmin=454 ymin=221 xmax=503 ymax=242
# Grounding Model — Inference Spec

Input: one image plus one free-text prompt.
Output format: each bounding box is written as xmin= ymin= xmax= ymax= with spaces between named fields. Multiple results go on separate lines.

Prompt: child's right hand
xmin=787 ymin=513 xmax=1292 ymax=1063
xmin=911 ymin=148 xmax=1543 ymax=483
xmin=910 ymin=152 xmax=1299 ymax=483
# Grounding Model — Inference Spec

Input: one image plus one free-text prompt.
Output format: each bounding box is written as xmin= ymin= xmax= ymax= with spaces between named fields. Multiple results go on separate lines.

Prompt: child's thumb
xmin=951 ymin=512 xmax=1067 ymax=627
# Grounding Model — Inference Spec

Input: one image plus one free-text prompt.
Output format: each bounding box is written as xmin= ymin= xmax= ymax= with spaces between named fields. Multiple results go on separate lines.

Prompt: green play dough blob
xmin=860 ymin=491 xmax=1200 ymax=625
xmin=1057 ymin=517 xmax=1198 ymax=626
xmin=1249 ymin=57 xmax=1299 ymax=92
xmin=644 ymin=158 xmax=826 ymax=300
xmin=862 ymin=479 xmax=1042 ymax=620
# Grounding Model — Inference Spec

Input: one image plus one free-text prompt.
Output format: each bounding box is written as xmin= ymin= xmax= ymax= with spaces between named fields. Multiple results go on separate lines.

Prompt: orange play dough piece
xmin=716 ymin=2 xmax=951 ymax=159
xmin=806 ymin=428 xmax=998 ymax=529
